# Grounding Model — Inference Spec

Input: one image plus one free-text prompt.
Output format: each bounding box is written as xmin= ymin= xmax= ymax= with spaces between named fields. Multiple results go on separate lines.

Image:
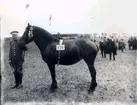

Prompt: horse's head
xmin=20 ymin=23 xmax=34 ymax=45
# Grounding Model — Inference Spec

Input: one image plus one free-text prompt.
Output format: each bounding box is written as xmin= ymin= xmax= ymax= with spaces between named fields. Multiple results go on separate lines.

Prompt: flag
xmin=49 ymin=14 xmax=52 ymax=20
xmin=49 ymin=14 xmax=52 ymax=26
xmin=25 ymin=4 xmax=29 ymax=9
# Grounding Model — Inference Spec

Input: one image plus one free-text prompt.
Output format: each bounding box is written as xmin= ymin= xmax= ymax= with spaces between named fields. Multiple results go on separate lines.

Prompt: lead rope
xmin=57 ymin=39 xmax=64 ymax=66
xmin=57 ymin=50 xmax=61 ymax=66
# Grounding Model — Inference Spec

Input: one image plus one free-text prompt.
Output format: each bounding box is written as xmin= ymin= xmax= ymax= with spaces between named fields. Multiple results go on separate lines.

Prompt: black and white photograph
xmin=0 ymin=0 xmax=137 ymax=105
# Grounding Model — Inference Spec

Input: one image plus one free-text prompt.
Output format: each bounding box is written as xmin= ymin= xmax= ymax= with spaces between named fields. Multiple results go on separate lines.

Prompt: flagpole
xmin=49 ymin=13 xmax=52 ymax=26
xmin=25 ymin=0 xmax=32 ymax=24
xmin=25 ymin=4 xmax=29 ymax=24
xmin=49 ymin=13 xmax=55 ymax=34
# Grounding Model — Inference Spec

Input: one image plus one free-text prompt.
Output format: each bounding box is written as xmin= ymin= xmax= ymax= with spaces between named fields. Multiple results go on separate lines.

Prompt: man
xmin=118 ymin=39 xmax=126 ymax=52
xmin=9 ymin=31 xmax=28 ymax=89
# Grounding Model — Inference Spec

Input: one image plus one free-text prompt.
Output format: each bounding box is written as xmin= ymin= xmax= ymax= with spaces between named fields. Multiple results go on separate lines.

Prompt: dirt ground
xmin=1 ymin=39 xmax=137 ymax=105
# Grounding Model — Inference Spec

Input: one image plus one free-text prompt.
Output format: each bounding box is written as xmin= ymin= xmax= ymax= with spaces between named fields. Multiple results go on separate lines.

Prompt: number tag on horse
xmin=56 ymin=39 xmax=65 ymax=50
xmin=56 ymin=45 xmax=65 ymax=50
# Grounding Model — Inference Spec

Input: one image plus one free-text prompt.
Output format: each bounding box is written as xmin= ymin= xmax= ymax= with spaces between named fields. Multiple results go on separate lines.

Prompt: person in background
xmin=9 ymin=31 xmax=28 ymax=89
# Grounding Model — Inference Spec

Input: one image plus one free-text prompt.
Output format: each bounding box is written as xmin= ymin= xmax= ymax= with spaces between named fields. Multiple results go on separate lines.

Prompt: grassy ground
xmin=1 ymin=38 xmax=137 ymax=104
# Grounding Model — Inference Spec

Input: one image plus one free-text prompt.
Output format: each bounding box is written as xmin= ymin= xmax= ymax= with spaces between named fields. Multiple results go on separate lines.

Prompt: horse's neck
xmin=33 ymin=28 xmax=58 ymax=52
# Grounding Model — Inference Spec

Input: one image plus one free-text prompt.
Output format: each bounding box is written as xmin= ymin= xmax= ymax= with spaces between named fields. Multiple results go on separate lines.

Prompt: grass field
xmin=1 ymin=38 xmax=137 ymax=105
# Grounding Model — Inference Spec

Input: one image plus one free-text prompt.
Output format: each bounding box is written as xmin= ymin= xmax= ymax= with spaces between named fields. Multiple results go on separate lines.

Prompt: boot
xmin=16 ymin=72 xmax=23 ymax=89
xmin=12 ymin=72 xmax=23 ymax=89
xmin=12 ymin=73 xmax=18 ymax=89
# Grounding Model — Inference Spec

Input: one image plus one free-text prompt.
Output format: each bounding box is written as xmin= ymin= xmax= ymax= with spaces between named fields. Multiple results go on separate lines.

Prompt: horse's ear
xmin=28 ymin=23 xmax=30 ymax=27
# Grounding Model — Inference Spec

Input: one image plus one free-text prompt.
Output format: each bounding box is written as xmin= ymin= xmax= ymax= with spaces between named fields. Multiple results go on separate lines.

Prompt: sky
xmin=0 ymin=0 xmax=137 ymax=38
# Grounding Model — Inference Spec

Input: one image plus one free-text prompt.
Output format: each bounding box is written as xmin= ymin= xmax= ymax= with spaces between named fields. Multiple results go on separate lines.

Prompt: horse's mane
xmin=33 ymin=25 xmax=58 ymax=41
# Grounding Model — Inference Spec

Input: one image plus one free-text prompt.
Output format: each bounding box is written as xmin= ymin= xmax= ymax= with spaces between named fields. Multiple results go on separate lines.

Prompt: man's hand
xmin=8 ymin=60 xmax=12 ymax=67
xmin=24 ymin=46 xmax=28 ymax=51
xmin=22 ymin=46 xmax=28 ymax=51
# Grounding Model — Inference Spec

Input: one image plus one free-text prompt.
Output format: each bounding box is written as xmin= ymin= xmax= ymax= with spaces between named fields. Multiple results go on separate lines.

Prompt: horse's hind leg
xmin=87 ymin=64 xmax=97 ymax=93
xmin=47 ymin=63 xmax=57 ymax=92
xmin=84 ymin=53 xmax=97 ymax=93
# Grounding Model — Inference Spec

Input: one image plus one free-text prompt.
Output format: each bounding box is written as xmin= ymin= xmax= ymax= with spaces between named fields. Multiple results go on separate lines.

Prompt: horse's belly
xmin=43 ymin=49 xmax=82 ymax=65
xmin=59 ymin=51 xmax=82 ymax=65
xmin=59 ymin=57 xmax=82 ymax=65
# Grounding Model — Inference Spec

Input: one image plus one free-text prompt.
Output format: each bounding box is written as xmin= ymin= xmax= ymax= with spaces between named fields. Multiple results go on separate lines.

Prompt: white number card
xmin=56 ymin=39 xmax=65 ymax=50
xmin=56 ymin=45 xmax=65 ymax=50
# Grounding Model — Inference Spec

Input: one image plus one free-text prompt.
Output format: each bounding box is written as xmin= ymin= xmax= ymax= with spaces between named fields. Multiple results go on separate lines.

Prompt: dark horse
xmin=99 ymin=39 xmax=117 ymax=60
xmin=19 ymin=23 xmax=99 ymax=93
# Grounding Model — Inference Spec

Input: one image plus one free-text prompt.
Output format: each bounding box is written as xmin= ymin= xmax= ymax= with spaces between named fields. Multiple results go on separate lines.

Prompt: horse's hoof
xmin=12 ymin=84 xmax=23 ymax=89
xmin=88 ymin=83 xmax=97 ymax=94
xmin=16 ymin=85 xmax=23 ymax=89
xmin=50 ymin=85 xmax=57 ymax=93
xmin=88 ymin=89 xmax=95 ymax=94
xmin=50 ymin=88 xmax=57 ymax=93
xmin=50 ymin=89 xmax=55 ymax=93
xmin=11 ymin=85 xmax=17 ymax=89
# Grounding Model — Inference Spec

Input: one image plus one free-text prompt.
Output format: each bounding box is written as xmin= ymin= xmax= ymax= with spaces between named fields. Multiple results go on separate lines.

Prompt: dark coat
xmin=9 ymin=38 xmax=28 ymax=63
xmin=99 ymin=39 xmax=117 ymax=54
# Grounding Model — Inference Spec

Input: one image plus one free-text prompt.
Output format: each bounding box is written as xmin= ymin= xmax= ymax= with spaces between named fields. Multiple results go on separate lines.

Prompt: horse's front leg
xmin=47 ymin=63 xmax=57 ymax=92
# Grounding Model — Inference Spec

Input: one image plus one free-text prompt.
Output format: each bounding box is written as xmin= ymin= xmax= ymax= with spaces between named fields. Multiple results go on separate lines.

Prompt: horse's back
xmin=52 ymin=38 xmax=98 ymax=52
xmin=77 ymin=39 xmax=98 ymax=52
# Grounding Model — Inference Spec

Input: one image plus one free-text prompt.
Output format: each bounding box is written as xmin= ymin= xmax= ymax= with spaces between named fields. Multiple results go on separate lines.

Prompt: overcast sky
xmin=0 ymin=0 xmax=137 ymax=38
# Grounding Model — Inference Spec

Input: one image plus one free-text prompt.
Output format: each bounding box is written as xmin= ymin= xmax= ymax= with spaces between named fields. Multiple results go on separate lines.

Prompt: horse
xmin=19 ymin=23 xmax=99 ymax=93
xmin=99 ymin=39 xmax=117 ymax=60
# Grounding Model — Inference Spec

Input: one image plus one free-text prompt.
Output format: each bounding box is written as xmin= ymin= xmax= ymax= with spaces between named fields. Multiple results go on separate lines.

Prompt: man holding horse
xmin=9 ymin=31 xmax=28 ymax=89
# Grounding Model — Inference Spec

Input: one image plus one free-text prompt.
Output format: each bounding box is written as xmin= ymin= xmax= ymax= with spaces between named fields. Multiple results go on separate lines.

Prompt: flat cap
xmin=10 ymin=31 xmax=19 ymax=35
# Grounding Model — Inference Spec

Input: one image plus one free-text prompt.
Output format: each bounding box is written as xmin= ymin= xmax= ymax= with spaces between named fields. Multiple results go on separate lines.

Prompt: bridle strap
xmin=28 ymin=26 xmax=33 ymax=39
xmin=57 ymin=50 xmax=60 ymax=66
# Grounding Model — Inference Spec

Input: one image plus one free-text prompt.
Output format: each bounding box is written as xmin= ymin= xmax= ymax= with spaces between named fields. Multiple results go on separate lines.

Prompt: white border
xmin=0 ymin=11 xmax=136 ymax=105
xmin=2 ymin=101 xmax=137 ymax=105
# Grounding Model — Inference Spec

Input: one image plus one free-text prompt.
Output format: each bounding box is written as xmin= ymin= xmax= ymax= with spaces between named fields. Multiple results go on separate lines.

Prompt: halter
xmin=28 ymin=26 xmax=33 ymax=40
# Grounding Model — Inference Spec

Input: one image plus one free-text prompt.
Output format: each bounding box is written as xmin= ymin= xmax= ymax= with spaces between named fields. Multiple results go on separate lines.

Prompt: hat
xmin=10 ymin=31 xmax=19 ymax=35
